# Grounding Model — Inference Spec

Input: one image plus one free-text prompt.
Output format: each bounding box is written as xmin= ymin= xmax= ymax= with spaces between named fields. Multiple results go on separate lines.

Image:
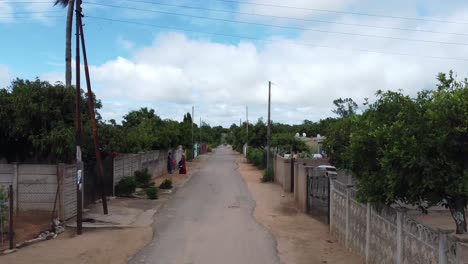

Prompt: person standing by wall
xmin=179 ymin=154 xmax=187 ymax=174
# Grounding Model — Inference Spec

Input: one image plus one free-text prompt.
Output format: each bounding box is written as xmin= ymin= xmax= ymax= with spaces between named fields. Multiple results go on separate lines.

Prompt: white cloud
xmin=0 ymin=1 xmax=60 ymax=24
xmin=85 ymin=23 xmax=467 ymax=125
xmin=117 ymin=36 xmax=135 ymax=50
xmin=33 ymin=3 xmax=468 ymax=126
xmin=0 ymin=2 xmax=14 ymax=23
xmin=0 ymin=65 xmax=12 ymax=88
xmin=89 ymin=56 xmax=193 ymax=103
xmin=40 ymin=71 xmax=65 ymax=84
xmin=24 ymin=2 xmax=57 ymax=23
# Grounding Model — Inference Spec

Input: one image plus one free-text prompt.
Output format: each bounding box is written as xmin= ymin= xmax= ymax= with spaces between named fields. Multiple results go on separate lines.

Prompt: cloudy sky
xmin=1 ymin=0 xmax=467 ymax=127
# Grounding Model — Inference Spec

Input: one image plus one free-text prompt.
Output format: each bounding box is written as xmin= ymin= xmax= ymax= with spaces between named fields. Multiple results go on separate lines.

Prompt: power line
xmin=0 ymin=1 xmax=51 ymax=3
xmin=84 ymin=16 xmax=468 ymax=62
xmin=112 ymin=0 xmax=468 ymax=37
xmin=0 ymin=15 xmax=63 ymax=18
xmin=4 ymin=0 xmax=468 ymax=25
xmin=193 ymin=0 xmax=468 ymax=25
xmin=83 ymin=3 xmax=468 ymax=47
xmin=0 ymin=11 xmax=61 ymax=15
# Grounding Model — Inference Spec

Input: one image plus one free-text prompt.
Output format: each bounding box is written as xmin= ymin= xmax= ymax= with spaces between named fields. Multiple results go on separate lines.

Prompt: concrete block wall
xmin=287 ymin=159 xmax=329 ymax=213
xmin=330 ymin=180 xmax=466 ymax=264
xmin=17 ymin=165 xmax=57 ymax=211
xmin=274 ymin=155 xmax=287 ymax=189
xmin=0 ymin=164 xmax=14 ymax=190
xmin=294 ymin=163 xmax=309 ymax=213
xmin=61 ymin=164 xmax=77 ymax=220
xmin=0 ymin=163 xmax=77 ymax=220
xmin=113 ymin=149 xmax=174 ymax=194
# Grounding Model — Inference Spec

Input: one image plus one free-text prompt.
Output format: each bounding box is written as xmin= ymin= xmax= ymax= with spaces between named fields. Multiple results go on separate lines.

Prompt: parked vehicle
xmin=312 ymin=165 xmax=337 ymax=178
xmin=312 ymin=153 xmax=323 ymax=159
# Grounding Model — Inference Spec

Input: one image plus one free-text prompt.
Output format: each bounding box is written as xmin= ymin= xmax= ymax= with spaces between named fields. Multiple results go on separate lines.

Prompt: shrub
xmin=247 ymin=148 xmax=265 ymax=169
xmin=185 ymin=149 xmax=193 ymax=161
xmin=134 ymin=168 xmax=152 ymax=188
xmin=116 ymin=177 xmax=137 ymax=197
xmin=261 ymin=167 xmax=274 ymax=182
xmin=235 ymin=144 xmax=243 ymax=153
xmin=145 ymin=186 xmax=158 ymax=200
xmin=207 ymin=145 xmax=212 ymax=152
xmin=159 ymin=179 xmax=173 ymax=190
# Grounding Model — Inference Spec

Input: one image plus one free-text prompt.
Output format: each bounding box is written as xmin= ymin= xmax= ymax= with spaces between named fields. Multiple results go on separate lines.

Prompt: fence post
xmin=345 ymin=186 xmax=350 ymax=247
xmin=438 ymin=232 xmax=447 ymax=264
xmin=329 ymin=179 xmax=334 ymax=232
xmin=12 ymin=163 xmax=18 ymax=212
xmin=456 ymin=241 xmax=463 ymax=264
xmin=112 ymin=157 xmax=115 ymax=197
xmin=8 ymin=185 xmax=14 ymax=249
xmin=57 ymin=164 xmax=65 ymax=220
xmin=365 ymin=202 xmax=371 ymax=263
xmin=396 ymin=211 xmax=403 ymax=264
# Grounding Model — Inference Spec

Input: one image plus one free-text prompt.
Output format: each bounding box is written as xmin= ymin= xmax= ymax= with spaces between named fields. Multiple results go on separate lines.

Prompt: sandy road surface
xmin=129 ymin=146 xmax=280 ymax=264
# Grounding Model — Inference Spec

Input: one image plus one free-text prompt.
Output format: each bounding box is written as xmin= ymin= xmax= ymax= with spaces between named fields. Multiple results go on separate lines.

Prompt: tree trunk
xmin=65 ymin=0 xmax=75 ymax=87
xmin=448 ymin=196 xmax=467 ymax=234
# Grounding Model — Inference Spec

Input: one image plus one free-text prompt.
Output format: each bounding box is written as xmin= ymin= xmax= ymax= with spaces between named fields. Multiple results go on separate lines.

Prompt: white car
xmin=313 ymin=165 xmax=338 ymax=177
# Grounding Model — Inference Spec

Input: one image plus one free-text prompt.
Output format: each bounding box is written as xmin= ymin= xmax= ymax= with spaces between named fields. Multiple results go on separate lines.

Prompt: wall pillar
xmin=345 ymin=186 xmax=350 ymax=247
xmin=365 ymin=202 xmax=371 ymax=263
xmin=438 ymin=232 xmax=447 ymax=264
xmin=12 ymin=163 xmax=18 ymax=212
xmin=456 ymin=242 xmax=463 ymax=264
xmin=396 ymin=211 xmax=403 ymax=264
xmin=329 ymin=180 xmax=335 ymax=232
xmin=57 ymin=164 xmax=65 ymax=220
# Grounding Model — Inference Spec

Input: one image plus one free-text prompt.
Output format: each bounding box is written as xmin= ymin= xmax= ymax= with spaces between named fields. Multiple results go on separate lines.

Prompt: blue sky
xmin=1 ymin=0 xmax=468 ymax=127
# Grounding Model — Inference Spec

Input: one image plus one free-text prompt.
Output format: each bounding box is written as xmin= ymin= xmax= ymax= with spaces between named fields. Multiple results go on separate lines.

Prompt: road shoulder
xmin=237 ymin=155 xmax=363 ymax=264
xmin=0 ymin=154 xmax=208 ymax=264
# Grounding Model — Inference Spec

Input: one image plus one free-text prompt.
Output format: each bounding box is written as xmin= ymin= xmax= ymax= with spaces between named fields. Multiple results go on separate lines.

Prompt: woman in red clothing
xmin=178 ymin=154 xmax=187 ymax=174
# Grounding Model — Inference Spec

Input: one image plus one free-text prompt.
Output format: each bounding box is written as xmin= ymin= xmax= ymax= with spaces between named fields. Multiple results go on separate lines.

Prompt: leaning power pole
xmin=80 ymin=13 xmax=108 ymax=215
xmin=266 ymin=81 xmax=272 ymax=180
xmin=75 ymin=0 xmax=83 ymax=235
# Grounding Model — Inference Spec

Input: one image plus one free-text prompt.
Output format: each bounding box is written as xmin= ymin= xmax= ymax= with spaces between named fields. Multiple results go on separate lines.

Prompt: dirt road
xmin=129 ymin=146 xmax=280 ymax=264
xmin=237 ymin=155 xmax=363 ymax=264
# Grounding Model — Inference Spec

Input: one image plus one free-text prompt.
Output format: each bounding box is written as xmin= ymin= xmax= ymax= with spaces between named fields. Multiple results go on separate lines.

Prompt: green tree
xmin=332 ymin=97 xmax=358 ymax=118
xmin=0 ymin=78 xmax=95 ymax=163
xmin=339 ymin=72 xmax=468 ymax=234
xmin=249 ymin=119 xmax=267 ymax=149
xmin=271 ymin=133 xmax=308 ymax=154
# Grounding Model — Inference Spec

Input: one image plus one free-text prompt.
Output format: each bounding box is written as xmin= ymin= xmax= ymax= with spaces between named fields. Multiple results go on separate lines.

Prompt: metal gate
xmin=307 ymin=173 xmax=330 ymax=224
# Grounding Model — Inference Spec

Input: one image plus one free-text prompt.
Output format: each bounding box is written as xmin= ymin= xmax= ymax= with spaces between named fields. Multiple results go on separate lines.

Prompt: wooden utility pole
xmin=75 ymin=0 xmax=83 ymax=235
xmin=246 ymin=106 xmax=249 ymax=142
xmin=80 ymin=16 xmax=108 ymax=215
xmin=290 ymin=146 xmax=294 ymax=192
xmin=199 ymin=117 xmax=202 ymax=143
xmin=266 ymin=81 xmax=272 ymax=180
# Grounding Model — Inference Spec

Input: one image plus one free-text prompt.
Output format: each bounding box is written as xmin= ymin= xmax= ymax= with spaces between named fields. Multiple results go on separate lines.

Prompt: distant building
xmin=297 ymin=134 xmax=326 ymax=154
